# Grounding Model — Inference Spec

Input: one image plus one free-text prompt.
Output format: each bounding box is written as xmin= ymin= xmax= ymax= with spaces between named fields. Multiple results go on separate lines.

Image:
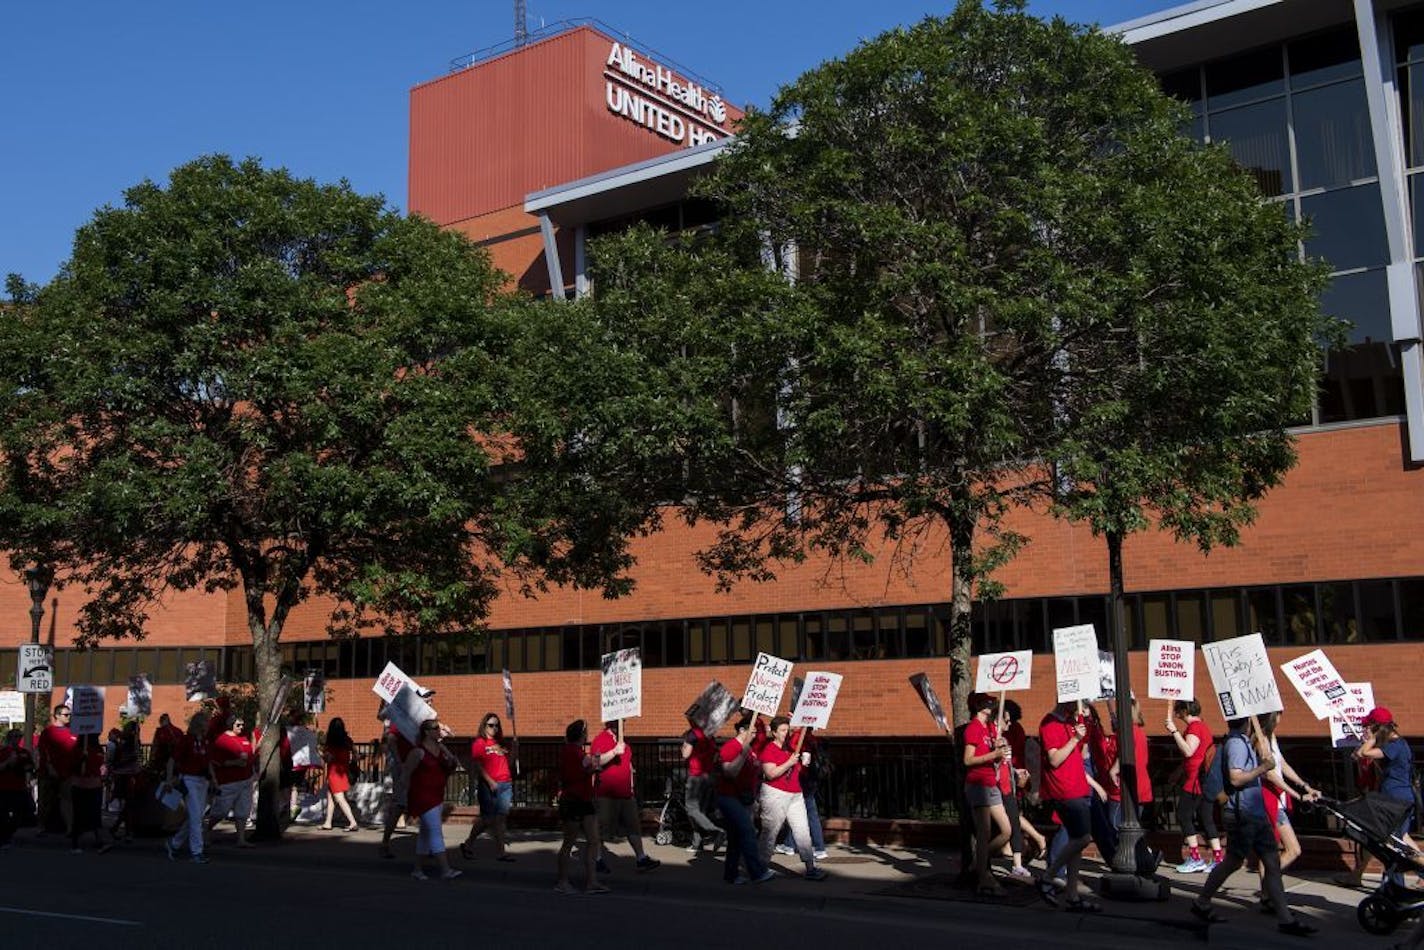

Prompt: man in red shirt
xmin=590 ymin=721 xmax=660 ymax=874
xmin=151 ymin=713 xmax=184 ymax=776
xmin=37 ymin=703 xmax=76 ymax=835
xmin=1038 ymin=702 xmax=1097 ymax=911
xmin=680 ymin=717 xmax=723 ymax=854
xmin=208 ymin=715 xmax=255 ymax=847
xmin=0 ymin=728 xmax=36 ymax=849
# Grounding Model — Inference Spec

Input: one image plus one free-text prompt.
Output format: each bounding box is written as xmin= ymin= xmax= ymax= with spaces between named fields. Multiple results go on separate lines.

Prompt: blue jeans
xmin=778 ymin=787 xmax=826 ymax=852
xmin=717 ymin=794 xmax=767 ymax=882
xmin=477 ymin=780 xmax=513 ymax=817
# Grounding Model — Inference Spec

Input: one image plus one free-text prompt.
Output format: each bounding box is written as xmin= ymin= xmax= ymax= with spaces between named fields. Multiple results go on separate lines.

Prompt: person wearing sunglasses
xmin=401 ymin=718 xmax=461 ymax=881
xmin=460 ymin=712 xmax=516 ymax=861
xmin=37 ymin=704 xmax=76 ymax=835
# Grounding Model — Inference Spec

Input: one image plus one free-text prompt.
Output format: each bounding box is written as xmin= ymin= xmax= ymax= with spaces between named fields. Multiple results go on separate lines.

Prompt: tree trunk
xmin=250 ymin=623 xmax=286 ymax=840
xmin=948 ymin=513 xmax=976 ymax=729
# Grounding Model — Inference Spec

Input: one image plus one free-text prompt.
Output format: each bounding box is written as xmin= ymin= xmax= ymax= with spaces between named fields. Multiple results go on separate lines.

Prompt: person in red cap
xmin=1336 ymin=706 xmax=1415 ymax=888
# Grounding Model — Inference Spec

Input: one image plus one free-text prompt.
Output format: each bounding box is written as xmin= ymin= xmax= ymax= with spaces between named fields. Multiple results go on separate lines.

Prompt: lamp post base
xmin=1099 ymin=871 xmax=1171 ymax=902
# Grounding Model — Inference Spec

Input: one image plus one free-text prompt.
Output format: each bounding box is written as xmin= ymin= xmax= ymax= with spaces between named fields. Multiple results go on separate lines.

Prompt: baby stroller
xmin=650 ymin=773 xmax=694 ymax=847
xmin=1316 ymin=794 xmax=1424 ymax=935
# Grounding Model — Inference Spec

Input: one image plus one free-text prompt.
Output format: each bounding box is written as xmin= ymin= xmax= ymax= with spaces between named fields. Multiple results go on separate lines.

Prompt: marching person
xmin=1002 ymin=700 xmax=1047 ymax=868
xmin=1106 ymin=695 xmax=1159 ymax=875
xmin=590 ymin=721 xmax=660 ymax=874
xmin=0 ymin=728 xmax=35 ymax=850
xmin=378 ymin=711 xmax=411 ymax=859
xmin=1189 ymin=718 xmax=1316 ymax=937
xmin=107 ymin=720 xmax=142 ymax=841
xmin=37 ymin=703 xmax=75 ymax=835
xmin=68 ymin=732 xmax=113 ymax=854
xmin=555 ymin=719 xmax=607 ymax=895
xmin=460 ymin=712 xmax=516 ymax=861
xmin=757 ymin=716 xmax=826 ymax=880
xmin=717 ymin=714 xmax=774 ymax=884
xmin=1338 ymin=707 xmax=1416 ymax=889
xmin=319 ymin=717 xmax=360 ymax=832
xmin=1258 ymin=710 xmax=1320 ymax=907
xmin=150 ymin=712 xmax=183 ymax=777
xmin=680 ymin=714 xmax=723 ymax=855
xmin=208 ymin=714 xmax=256 ymax=848
xmin=1038 ymin=701 xmax=1098 ymax=912
xmin=166 ymin=711 xmax=213 ymax=864
xmin=401 ymin=717 xmax=461 ymax=881
xmin=1168 ymin=699 xmax=1222 ymax=872
xmin=964 ymin=693 xmax=1013 ymax=896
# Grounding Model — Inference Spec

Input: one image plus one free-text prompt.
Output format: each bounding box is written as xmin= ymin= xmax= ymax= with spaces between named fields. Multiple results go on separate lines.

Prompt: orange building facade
xmin=5 ymin=12 xmax=1424 ymax=752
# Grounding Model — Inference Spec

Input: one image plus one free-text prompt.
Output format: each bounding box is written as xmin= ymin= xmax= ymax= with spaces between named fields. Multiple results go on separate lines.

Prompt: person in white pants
xmin=757 ymin=716 xmax=825 ymax=880
xmin=165 ymin=712 xmax=213 ymax=864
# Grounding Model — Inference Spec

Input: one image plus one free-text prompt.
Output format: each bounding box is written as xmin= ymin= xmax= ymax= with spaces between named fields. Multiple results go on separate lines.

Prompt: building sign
xmin=604 ymin=41 xmax=729 ymax=148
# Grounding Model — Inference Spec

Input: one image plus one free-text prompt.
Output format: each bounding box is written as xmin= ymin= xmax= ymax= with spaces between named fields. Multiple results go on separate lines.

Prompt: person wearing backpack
xmin=1189 ymin=718 xmax=1317 ymax=938
xmin=1168 ymin=700 xmax=1222 ymax=872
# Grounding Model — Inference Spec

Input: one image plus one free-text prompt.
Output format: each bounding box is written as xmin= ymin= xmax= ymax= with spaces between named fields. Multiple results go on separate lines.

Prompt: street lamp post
xmin=22 ymin=565 xmax=52 ymax=750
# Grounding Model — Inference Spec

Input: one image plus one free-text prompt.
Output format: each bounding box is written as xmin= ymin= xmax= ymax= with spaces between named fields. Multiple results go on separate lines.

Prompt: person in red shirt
xmin=1168 ymin=699 xmax=1221 ymax=872
xmin=37 ymin=703 xmax=76 ymax=834
xmin=681 ymin=716 xmax=723 ymax=855
xmin=378 ymin=714 xmax=412 ymax=858
xmin=716 ymin=714 xmax=773 ymax=884
xmin=590 ymin=721 xmax=660 ymax=874
xmin=1000 ymin=700 xmax=1046 ymax=871
xmin=208 ymin=715 xmax=256 ymax=847
xmin=1038 ymin=702 xmax=1098 ymax=911
xmin=964 ymin=694 xmax=1012 ymax=895
xmin=460 ymin=711 xmax=517 ymax=861
xmin=757 ymin=716 xmax=826 ymax=880
xmin=319 ymin=717 xmax=359 ymax=832
xmin=0 ymin=728 xmax=36 ymax=849
xmin=556 ymin=719 xmax=607 ymax=894
xmin=1106 ymin=695 xmax=1160 ymax=875
xmin=67 ymin=732 xmax=112 ymax=854
xmin=150 ymin=713 xmax=184 ymax=777
xmin=165 ymin=711 xmax=214 ymax=864
xmin=401 ymin=717 xmax=461 ymax=881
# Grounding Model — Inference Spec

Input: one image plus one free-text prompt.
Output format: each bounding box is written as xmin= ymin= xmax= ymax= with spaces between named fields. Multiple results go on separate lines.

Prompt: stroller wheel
xmin=1358 ymin=895 xmax=1400 ymax=935
xmin=654 ymin=830 xmax=672 ymax=847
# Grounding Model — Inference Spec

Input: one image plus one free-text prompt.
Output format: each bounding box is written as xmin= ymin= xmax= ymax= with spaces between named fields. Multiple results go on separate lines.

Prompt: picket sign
xmin=685 ymin=681 xmax=739 ymax=734
xmin=124 ymin=675 xmax=153 ymax=718
xmin=974 ymin=650 xmax=1033 ymax=693
xmin=601 ymin=648 xmax=642 ymax=722
xmin=1052 ymin=625 xmax=1100 ymax=703
xmin=1279 ymin=649 xmax=1350 ymax=720
xmin=67 ymin=685 xmax=105 ymax=734
xmin=1148 ymin=639 xmax=1196 ymax=701
xmin=908 ymin=673 xmax=949 ymax=733
xmin=742 ymin=653 xmax=794 ymax=717
xmin=1096 ymin=650 xmax=1117 ymax=701
xmin=370 ymin=662 xmax=437 ymax=742
xmin=1201 ymin=632 xmax=1283 ymax=719
xmin=1328 ymin=682 xmax=1375 ymax=748
xmin=790 ymin=671 xmax=842 ymax=730
xmin=184 ymin=661 xmax=217 ymax=702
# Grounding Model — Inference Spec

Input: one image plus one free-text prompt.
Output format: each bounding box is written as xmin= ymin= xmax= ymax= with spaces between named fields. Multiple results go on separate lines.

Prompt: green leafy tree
xmin=0 ymin=156 xmax=663 ymax=836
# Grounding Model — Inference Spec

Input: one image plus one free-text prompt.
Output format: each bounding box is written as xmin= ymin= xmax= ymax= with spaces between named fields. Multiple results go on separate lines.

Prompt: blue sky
xmin=1 ymin=1 xmax=1174 ymax=286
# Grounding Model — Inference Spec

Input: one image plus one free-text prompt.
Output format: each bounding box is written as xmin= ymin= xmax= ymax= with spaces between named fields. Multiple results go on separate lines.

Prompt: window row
xmin=4 ymin=575 xmax=1423 ymax=688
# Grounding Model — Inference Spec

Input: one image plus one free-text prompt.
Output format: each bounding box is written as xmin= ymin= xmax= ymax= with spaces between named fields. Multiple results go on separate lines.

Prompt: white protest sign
xmin=17 ymin=644 xmax=52 ymax=693
xmin=909 ymin=673 xmax=948 ymax=732
xmin=790 ymin=671 xmax=843 ymax=730
xmin=303 ymin=670 xmax=326 ymax=714
xmin=1201 ymin=632 xmax=1283 ymax=719
xmin=184 ymin=660 xmax=217 ymax=702
xmin=502 ymin=668 xmax=516 ymax=721
xmin=742 ymin=652 xmax=794 ymax=716
xmin=1097 ymin=650 xmax=1117 ymax=700
xmin=125 ymin=675 xmax=153 ymax=718
xmin=1148 ymin=639 xmax=1196 ymax=700
xmin=974 ymin=650 xmax=1033 ymax=693
xmin=685 ymin=681 xmax=739 ymax=734
xmin=1052 ymin=625 xmax=1100 ymax=702
xmin=383 ymin=684 xmax=436 ymax=744
xmin=600 ymin=648 xmax=642 ymax=721
xmin=66 ymin=685 xmax=105 ymax=734
xmin=1279 ymin=649 xmax=1349 ymax=720
xmin=0 ymin=690 xmax=23 ymax=723
xmin=1329 ymin=682 xmax=1374 ymax=748
xmin=372 ymin=662 xmax=422 ymax=704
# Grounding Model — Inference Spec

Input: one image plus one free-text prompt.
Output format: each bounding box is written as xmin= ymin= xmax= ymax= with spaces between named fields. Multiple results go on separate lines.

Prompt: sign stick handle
xmin=793 ymin=727 xmax=807 ymax=755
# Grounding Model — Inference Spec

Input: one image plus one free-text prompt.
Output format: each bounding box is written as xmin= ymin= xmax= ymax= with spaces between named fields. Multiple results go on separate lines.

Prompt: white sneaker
xmin=813 ymin=850 xmax=829 ymax=860
xmin=774 ymin=844 xmax=796 ymax=856
xmin=441 ymin=868 xmax=463 ymax=880
xmin=411 ymin=869 xmax=429 ymax=881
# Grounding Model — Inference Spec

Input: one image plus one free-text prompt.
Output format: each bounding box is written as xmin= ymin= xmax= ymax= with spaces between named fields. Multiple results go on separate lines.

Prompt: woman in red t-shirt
xmin=320 ymin=717 xmax=359 ymax=832
xmin=165 ymin=711 xmax=214 ymax=863
xmin=68 ymin=733 xmax=113 ymax=854
xmin=716 ymin=714 xmax=772 ymax=884
xmin=757 ymin=716 xmax=825 ymax=880
xmin=1039 ymin=702 xmax=1098 ymax=911
xmin=964 ymin=694 xmax=1012 ymax=895
xmin=459 ymin=711 xmax=517 ymax=861
xmin=401 ymin=718 xmax=461 ymax=881
xmin=555 ymin=719 xmax=606 ymax=894
xmin=1167 ymin=699 xmax=1221 ymax=872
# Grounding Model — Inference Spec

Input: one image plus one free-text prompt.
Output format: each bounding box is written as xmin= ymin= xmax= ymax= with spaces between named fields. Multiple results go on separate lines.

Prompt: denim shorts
xmin=477 ymin=780 xmax=513 ymax=817
xmin=966 ymin=784 xmax=1003 ymax=808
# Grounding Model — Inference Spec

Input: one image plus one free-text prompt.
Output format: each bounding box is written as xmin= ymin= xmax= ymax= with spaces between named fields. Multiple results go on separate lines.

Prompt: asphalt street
xmin=0 ymin=824 xmax=1401 ymax=949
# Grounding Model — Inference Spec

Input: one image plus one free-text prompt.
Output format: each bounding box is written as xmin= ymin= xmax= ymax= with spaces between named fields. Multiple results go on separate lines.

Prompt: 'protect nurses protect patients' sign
xmin=742 ymin=652 xmax=794 ymax=717
xmin=790 ymin=671 xmax=842 ymax=730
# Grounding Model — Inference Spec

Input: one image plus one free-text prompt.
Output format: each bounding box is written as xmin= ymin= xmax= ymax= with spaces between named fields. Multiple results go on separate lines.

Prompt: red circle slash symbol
xmin=990 ymin=656 xmax=1019 ymax=685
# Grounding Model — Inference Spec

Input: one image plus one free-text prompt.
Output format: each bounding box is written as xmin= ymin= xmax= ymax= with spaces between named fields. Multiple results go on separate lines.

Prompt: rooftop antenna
xmin=514 ymin=0 xmax=528 ymax=46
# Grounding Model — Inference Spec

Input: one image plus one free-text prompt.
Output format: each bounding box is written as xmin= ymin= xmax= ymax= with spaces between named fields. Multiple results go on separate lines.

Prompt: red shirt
xmin=175 ymin=734 xmax=210 ymax=777
xmin=591 ymin=729 xmax=632 ymax=799
xmin=211 ymin=732 xmax=253 ymax=785
xmin=1005 ymin=721 xmax=1027 ymax=766
xmin=406 ymin=747 xmax=453 ymax=817
xmin=760 ymin=741 xmax=802 ymax=794
xmin=0 ymin=746 xmax=34 ymax=791
xmin=72 ymin=740 xmax=105 ymax=779
xmin=716 ymin=737 xmax=759 ymax=798
xmin=558 ymin=743 xmax=594 ymax=802
xmin=684 ymin=727 xmax=717 ymax=778
xmin=38 ymin=724 xmax=77 ymax=779
xmin=386 ymin=722 xmax=413 ymax=760
xmin=470 ymin=736 xmax=512 ymax=785
xmin=964 ymin=718 xmax=1000 ymax=788
xmin=1131 ymin=725 xmax=1152 ymax=804
xmin=1182 ymin=720 xmax=1212 ymax=795
xmin=1087 ymin=721 xmax=1116 ymax=800
xmin=1039 ymin=713 xmax=1090 ymax=801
